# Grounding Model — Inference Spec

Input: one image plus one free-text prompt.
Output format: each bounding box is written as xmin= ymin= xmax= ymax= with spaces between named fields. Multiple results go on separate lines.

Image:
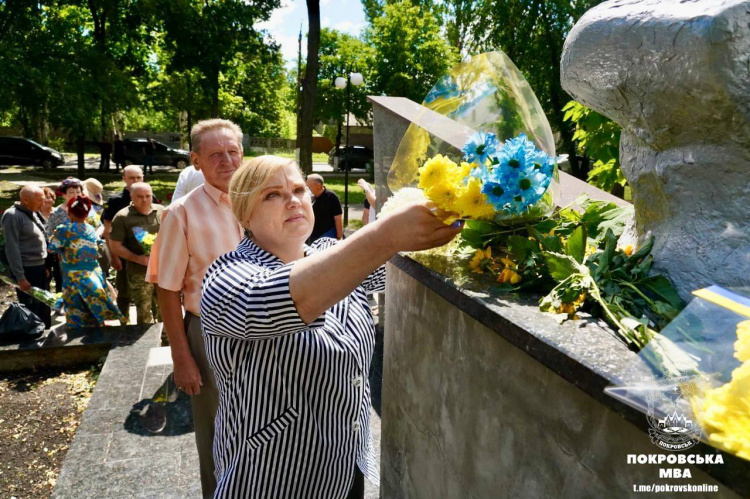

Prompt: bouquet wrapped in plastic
xmin=132 ymin=227 xmax=157 ymax=255
xmin=0 ymin=263 xmax=63 ymax=311
xmin=384 ymin=51 xmax=559 ymax=225
xmin=606 ymin=286 xmax=750 ymax=460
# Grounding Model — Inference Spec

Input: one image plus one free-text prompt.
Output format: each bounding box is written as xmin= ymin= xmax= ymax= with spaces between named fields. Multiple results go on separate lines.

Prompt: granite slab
xmin=52 ymin=327 xmax=202 ymax=499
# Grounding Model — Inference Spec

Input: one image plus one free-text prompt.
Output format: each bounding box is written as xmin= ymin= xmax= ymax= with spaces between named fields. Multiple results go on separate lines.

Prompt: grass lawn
xmin=323 ymin=178 xmax=365 ymax=205
xmin=245 ymin=151 xmax=330 ymax=163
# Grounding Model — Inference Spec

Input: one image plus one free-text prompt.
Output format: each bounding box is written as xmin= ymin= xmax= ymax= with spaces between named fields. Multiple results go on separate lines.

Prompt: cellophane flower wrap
xmin=385 ymin=51 xmax=559 ymax=225
xmin=132 ymin=227 xmax=157 ymax=255
xmin=605 ymin=286 xmax=750 ymax=461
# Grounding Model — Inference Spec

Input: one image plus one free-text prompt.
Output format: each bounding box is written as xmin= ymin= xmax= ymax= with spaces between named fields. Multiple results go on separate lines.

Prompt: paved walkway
xmin=52 ymin=317 xmax=383 ymax=498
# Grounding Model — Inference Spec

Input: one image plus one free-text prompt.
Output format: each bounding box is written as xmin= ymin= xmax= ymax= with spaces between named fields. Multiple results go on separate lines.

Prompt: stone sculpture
xmin=560 ymin=0 xmax=750 ymax=299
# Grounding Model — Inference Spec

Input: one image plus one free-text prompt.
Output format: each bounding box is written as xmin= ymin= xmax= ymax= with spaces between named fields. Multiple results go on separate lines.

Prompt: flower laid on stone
xmin=406 ymin=194 xmax=683 ymax=349
xmin=689 ymin=320 xmax=750 ymax=461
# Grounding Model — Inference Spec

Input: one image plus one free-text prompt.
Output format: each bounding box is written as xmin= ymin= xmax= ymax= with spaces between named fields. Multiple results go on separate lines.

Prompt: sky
xmin=257 ymin=0 xmax=368 ymax=67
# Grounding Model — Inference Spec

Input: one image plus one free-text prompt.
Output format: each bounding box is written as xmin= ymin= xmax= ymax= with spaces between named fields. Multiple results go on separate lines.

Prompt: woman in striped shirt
xmin=200 ymin=155 xmax=462 ymax=498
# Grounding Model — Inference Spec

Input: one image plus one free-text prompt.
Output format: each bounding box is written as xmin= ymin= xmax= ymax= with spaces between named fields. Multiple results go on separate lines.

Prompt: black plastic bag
xmin=0 ymin=302 xmax=45 ymax=342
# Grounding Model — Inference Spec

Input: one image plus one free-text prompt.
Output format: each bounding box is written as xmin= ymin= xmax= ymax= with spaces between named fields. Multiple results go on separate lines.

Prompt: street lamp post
xmin=335 ymin=72 xmax=363 ymax=227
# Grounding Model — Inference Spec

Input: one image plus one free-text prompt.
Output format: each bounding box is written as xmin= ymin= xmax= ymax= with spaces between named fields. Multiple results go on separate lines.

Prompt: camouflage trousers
xmin=127 ymin=272 xmax=160 ymax=325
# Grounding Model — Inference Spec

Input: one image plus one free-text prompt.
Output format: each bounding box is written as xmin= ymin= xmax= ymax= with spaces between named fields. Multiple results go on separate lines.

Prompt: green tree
xmin=315 ymin=28 xmax=374 ymax=152
xmin=158 ymin=0 xmax=280 ymax=118
xmin=361 ymin=0 xmax=442 ymax=22
xmin=563 ymin=100 xmax=625 ymax=197
xmin=220 ymin=48 xmax=289 ymax=137
xmin=0 ymin=0 xmax=155 ymax=173
xmin=365 ymin=0 xmax=458 ymax=103
xmin=470 ymin=0 xmax=606 ymax=180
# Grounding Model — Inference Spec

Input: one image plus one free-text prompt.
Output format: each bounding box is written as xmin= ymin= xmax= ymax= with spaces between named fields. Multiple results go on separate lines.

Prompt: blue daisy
xmin=462 ymin=132 xmax=499 ymax=166
xmin=481 ymin=180 xmax=514 ymax=211
xmin=508 ymin=170 xmax=549 ymax=213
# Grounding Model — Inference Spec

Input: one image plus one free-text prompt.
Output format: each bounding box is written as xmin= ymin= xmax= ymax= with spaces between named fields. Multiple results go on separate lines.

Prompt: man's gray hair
xmin=191 ymin=119 xmax=243 ymax=153
xmin=307 ymin=174 xmax=324 ymax=185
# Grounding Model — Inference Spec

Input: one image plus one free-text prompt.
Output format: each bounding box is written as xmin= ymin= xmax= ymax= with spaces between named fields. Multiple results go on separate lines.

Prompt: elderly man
xmin=306 ymin=173 xmax=343 ymax=242
xmin=146 ymin=119 xmax=244 ymax=497
xmin=1 ymin=186 xmax=51 ymax=327
xmin=102 ymin=166 xmax=156 ymax=320
xmin=109 ymin=183 xmax=163 ymax=325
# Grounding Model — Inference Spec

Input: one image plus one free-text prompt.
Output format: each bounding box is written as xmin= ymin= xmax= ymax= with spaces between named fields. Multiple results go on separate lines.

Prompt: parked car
xmin=328 ymin=145 xmax=374 ymax=171
xmin=0 ymin=137 xmax=65 ymax=168
xmin=122 ymin=138 xmax=190 ymax=169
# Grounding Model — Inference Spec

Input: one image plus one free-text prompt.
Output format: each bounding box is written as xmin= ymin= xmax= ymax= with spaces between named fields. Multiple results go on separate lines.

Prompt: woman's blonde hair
xmin=229 ymin=155 xmax=302 ymax=226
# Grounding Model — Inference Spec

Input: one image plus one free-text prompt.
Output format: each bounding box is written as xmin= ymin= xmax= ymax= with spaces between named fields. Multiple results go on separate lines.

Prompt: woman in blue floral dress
xmin=48 ymin=196 xmax=124 ymax=328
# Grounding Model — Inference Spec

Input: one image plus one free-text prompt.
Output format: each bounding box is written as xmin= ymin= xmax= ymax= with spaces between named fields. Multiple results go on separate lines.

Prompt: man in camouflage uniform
xmin=109 ymin=182 xmax=164 ymax=324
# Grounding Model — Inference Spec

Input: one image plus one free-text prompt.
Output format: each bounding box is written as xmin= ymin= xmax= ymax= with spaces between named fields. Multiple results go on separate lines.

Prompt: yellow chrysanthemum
xmin=554 ymin=292 xmax=587 ymax=315
xmin=497 ymin=268 xmax=522 ymax=285
xmin=469 ymin=247 xmax=496 ymax=274
xmin=457 ymin=162 xmax=473 ymax=181
xmin=453 ymin=178 xmax=495 ymax=220
xmin=142 ymin=233 xmax=157 ymax=247
xmin=736 ymin=320 xmax=750 ymax=363
xmin=425 ymin=182 xmax=459 ymax=212
xmin=689 ymin=320 xmax=750 ymax=460
xmin=695 ymin=361 xmax=750 ymax=460
xmin=418 ymin=154 xmax=457 ymax=191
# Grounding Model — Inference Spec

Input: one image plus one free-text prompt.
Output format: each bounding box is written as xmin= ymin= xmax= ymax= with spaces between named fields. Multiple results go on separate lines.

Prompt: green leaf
xmin=566 ymin=225 xmax=587 ymax=263
xmin=460 ymin=228 xmax=485 ymax=248
xmin=507 ymin=235 xmax=539 ymax=262
xmin=639 ymin=275 xmax=685 ymax=310
xmin=580 ymin=201 xmax=633 ymax=243
xmin=627 ymin=237 xmax=654 ymax=264
xmin=491 ymin=283 xmax=516 ymax=294
xmin=543 ymin=252 xmax=585 ymax=282
xmin=533 ymin=219 xmax=557 ymax=235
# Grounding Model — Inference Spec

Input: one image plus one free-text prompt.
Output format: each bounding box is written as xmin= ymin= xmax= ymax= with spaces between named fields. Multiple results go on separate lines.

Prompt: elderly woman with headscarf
xmin=200 ymin=156 xmax=462 ymax=498
xmin=48 ymin=195 xmax=124 ymax=328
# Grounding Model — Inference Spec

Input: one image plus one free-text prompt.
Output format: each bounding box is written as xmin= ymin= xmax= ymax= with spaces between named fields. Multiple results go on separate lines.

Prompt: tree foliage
xmin=563 ymin=101 xmax=625 ymax=196
xmin=464 ymin=0 xmax=607 ymax=180
xmin=365 ymin=0 xmax=458 ymax=103
xmin=315 ymin=28 xmax=373 ymax=125
xmin=0 ymin=0 xmax=290 ymax=153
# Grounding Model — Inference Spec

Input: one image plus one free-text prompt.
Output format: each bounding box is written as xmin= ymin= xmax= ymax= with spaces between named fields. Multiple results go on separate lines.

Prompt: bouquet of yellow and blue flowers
xmin=417 ymin=133 xmax=557 ymax=224
xmin=380 ymin=51 xmax=683 ymax=350
xmin=132 ymin=227 xmax=157 ymax=255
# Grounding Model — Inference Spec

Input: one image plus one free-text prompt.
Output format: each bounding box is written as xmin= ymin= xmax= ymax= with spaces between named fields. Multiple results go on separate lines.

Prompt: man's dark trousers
xmin=15 ymin=265 xmax=51 ymax=328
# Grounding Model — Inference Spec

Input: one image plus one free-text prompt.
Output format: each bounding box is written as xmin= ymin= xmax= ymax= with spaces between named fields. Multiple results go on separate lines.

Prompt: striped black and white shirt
xmin=200 ymin=236 xmax=386 ymax=498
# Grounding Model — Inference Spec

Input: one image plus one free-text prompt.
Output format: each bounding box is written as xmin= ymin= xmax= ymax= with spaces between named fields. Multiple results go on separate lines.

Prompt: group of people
xmin=142 ymin=118 xmax=460 ymax=498
xmin=98 ymin=135 xmax=156 ymax=174
xmin=2 ymin=166 xmax=166 ymax=329
xmin=4 ymin=118 xmax=460 ymax=498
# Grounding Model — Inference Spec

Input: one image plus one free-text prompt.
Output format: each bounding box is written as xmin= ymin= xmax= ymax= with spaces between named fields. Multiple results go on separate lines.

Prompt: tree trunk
xmin=76 ymin=136 xmax=86 ymax=178
xmin=296 ymin=0 xmax=321 ymax=175
xmin=539 ymin=0 xmax=584 ymax=180
xmin=210 ymin=66 xmax=220 ymax=118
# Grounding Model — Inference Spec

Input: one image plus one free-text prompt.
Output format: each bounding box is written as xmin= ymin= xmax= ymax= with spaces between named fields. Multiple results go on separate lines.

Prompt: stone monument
xmin=560 ymin=0 xmax=750 ymax=299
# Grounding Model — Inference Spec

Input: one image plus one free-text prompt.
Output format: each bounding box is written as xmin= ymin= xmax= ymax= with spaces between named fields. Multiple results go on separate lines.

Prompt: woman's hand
xmin=377 ymin=203 xmax=463 ymax=253
xmin=173 ymin=353 xmax=203 ymax=396
xmin=290 ymin=202 xmax=463 ymax=324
